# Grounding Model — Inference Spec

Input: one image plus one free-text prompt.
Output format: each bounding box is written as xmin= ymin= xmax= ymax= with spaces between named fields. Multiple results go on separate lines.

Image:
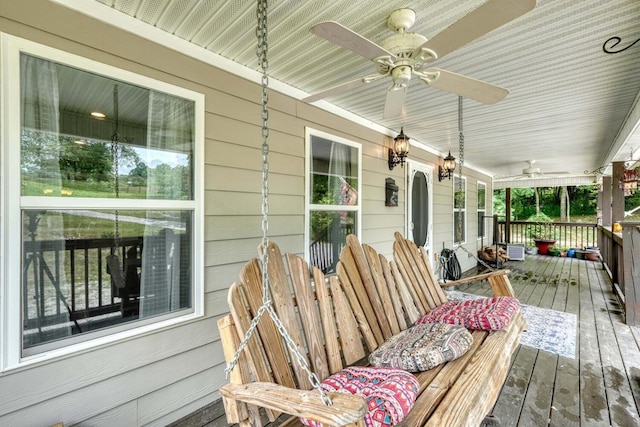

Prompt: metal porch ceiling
xmin=58 ymin=0 xmax=640 ymax=186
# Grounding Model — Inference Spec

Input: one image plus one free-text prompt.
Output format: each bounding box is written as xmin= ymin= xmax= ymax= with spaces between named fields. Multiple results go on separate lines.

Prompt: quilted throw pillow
xmin=369 ymin=322 xmax=473 ymax=372
xmin=416 ymin=296 xmax=520 ymax=331
xmin=299 ymin=366 xmax=418 ymax=427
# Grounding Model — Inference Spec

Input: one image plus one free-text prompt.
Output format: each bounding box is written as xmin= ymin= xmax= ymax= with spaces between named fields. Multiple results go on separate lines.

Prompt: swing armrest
xmin=441 ymin=269 xmax=516 ymax=297
xmin=219 ymin=382 xmax=367 ymax=425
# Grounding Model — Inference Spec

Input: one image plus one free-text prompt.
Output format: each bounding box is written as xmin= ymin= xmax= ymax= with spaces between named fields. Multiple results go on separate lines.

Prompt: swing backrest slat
xmin=286 ymin=253 xmax=330 ymax=382
xmin=362 ymin=243 xmax=400 ymax=336
xmin=327 ymin=274 xmax=365 ymax=366
xmin=262 ymin=242 xmax=312 ymax=390
xmin=336 ymin=250 xmax=384 ymax=349
xmin=344 ymin=235 xmax=393 ymax=341
xmin=238 ymin=259 xmax=296 ymax=391
xmin=388 ymin=258 xmax=423 ymax=324
xmin=227 ymin=281 xmax=280 ymax=422
xmin=393 ymin=231 xmax=449 ymax=309
xmin=312 ymin=268 xmax=343 ymax=374
xmin=376 ymin=254 xmax=409 ymax=331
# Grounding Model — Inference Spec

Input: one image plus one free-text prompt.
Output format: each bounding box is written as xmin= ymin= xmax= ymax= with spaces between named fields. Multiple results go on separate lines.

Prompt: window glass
xmin=17 ymin=52 xmax=199 ymax=356
xmin=21 ymin=56 xmax=193 ymax=200
xmin=308 ymin=133 xmax=360 ymax=274
xmin=453 ymin=176 xmax=466 ymax=244
xmin=478 ymin=182 xmax=487 ymax=239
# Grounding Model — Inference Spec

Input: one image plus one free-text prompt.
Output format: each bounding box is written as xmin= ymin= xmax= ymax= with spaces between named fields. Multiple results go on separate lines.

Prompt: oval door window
xmin=411 ymin=171 xmax=429 ymax=246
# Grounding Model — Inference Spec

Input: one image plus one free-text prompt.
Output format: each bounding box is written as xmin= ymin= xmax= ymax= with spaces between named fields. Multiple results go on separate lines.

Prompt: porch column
xmin=601 ymin=176 xmax=612 ymax=227
xmin=505 ymin=188 xmax=511 ymax=243
xmin=621 ymin=221 xmax=640 ymax=325
xmin=612 ymin=161 xmax=625 ymax=224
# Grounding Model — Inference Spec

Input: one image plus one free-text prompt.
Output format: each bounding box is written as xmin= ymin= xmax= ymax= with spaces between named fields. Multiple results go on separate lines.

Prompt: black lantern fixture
xmin=438 ymin=151 xmax=456 ymax=181
xmin=388 ymin=128 xmax=410 ymax=170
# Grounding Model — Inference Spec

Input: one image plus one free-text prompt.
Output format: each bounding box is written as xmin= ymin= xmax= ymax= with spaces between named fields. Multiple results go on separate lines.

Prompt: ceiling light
xmin=90 ymin=111 xmax=106 ymax=119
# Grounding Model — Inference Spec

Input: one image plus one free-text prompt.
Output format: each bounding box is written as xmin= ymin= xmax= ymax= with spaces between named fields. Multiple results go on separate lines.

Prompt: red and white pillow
xmin=415 ymin=296 xmax=520 ymax=331
xmin=300 ymin=366 xmax=418 ymax=427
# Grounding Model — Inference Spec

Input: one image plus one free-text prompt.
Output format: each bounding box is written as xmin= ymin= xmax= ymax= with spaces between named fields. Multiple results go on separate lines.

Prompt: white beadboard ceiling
xmin=56 ymin=0 xmax=640 ymax=187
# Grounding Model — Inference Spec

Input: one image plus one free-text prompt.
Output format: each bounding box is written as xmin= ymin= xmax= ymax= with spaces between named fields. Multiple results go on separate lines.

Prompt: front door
xmin=407 ymin=161 xmax=433 ymax=263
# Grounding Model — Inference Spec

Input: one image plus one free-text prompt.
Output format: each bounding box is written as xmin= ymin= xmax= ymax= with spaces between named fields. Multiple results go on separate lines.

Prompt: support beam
xmin=612 ymin=162 xmax=625 ymax=224
xmin=602 ymin=176 xmax=612 ymax=227
xmin=505 ymin=188 xmax=511 ymax=244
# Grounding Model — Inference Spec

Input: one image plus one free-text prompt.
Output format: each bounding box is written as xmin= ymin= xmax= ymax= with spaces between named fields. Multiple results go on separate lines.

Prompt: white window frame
xmin=304 ymin=128 xmax=362 ymax=267
xmin=453 ymin=175 xmax=467 ymax=245
xmin=0 ymin=34 xmax=205 ymax=370
xmin=477 ymin=181 xmax=487 ymax=240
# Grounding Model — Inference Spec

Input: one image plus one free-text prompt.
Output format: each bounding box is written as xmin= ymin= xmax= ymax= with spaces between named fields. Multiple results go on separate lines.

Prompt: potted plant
xmin=527 ymin=213 xmax=556 ymax=255
xmin=547 ymin=245 xmax=560 ymax=257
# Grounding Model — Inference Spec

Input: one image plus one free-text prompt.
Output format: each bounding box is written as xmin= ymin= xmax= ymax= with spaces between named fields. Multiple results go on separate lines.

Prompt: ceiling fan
xmin=303 ymin=0 xmax=536 ymax=118
xmin=495 ymin=160 xmax=569 ymax=180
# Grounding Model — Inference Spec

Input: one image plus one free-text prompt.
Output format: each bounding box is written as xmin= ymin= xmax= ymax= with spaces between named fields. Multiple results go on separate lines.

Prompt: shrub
xmin=526 ymin=212 xmax=556 ymax=241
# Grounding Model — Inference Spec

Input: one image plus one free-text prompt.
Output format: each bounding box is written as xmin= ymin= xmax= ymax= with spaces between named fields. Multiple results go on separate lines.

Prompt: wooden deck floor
xmin=175 ymin=254 xmax=640 ymax=427
xmin=460 ymin=254 xmax=640 ymax=427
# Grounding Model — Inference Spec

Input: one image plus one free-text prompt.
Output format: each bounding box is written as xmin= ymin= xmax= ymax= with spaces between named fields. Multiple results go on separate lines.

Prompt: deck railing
xmin=23 ymin=236 xmax=143 ymax=332
xmin=497 ymin=220 xmax=598 ymax=249
xmin=599 ymin=223 xmax=640 ymax=326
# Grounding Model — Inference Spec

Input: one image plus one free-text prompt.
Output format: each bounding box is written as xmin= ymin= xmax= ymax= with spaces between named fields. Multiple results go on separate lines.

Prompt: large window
xmin=453 ymin=176 xmax=466 ymax=244
xmin=477 ymin=182 xmax=487 ymax=239
xmin=306 ymin=129 xmax=361 ymax=274
xmin=2 ymin=37 xmax=203 ymax=364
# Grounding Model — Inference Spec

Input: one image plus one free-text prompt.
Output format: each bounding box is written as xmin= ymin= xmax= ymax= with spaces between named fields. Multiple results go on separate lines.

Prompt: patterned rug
xmin=446 ymin=290 xmax=577 ymax=359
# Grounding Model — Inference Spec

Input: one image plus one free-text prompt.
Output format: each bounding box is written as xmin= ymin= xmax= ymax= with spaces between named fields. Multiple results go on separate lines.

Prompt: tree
xmin=559 ymin=186 xmax=570 ymax=222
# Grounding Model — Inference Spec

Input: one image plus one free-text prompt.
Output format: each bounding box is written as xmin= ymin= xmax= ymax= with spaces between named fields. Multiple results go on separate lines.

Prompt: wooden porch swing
xmin=217 ymin=2 xmax=526 ymax=426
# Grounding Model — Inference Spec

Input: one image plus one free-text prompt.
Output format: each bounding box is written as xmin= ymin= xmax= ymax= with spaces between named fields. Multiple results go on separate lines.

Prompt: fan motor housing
xmin=378 ymin=32 xmax=428 ymax=73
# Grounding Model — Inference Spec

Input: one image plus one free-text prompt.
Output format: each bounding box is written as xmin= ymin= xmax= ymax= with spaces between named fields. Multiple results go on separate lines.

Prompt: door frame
xmin=406 ymin=160 xmax=434 ymax=265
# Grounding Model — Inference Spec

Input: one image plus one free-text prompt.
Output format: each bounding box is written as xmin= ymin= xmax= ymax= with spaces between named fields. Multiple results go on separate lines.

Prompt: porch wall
xmin=0 ymin=1 xmax=492 ymax=425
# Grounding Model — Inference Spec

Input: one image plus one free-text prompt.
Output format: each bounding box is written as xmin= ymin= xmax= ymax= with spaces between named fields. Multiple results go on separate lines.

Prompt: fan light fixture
xmin=438 ymin=151 xmax=456 ymax=181
xmin=388 ymin=128 xmax=410 ymax=170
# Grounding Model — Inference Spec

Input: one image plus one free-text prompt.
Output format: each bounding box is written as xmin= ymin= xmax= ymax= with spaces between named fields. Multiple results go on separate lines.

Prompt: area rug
xmin=446 ymin=290 xmax=577 ymax=359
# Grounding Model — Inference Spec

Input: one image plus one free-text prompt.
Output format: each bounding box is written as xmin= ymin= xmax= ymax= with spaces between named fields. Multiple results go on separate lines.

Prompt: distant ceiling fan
xmin=496 ymin=160 xmax=569 ymax=180
xmin=303 ymin=0 xmax=537 ymax=118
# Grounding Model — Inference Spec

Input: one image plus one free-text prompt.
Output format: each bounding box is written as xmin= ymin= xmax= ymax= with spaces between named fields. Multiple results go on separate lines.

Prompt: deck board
xmin=463 ymin=254 xmax=640 ymax=426
xmin=177 ymin=254 xmax=640 ymax=427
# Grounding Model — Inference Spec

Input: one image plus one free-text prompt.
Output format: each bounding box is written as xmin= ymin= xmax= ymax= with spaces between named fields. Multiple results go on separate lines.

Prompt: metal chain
xmin=224 ymin=0 xmax=331 ymax=406
xmin=111 ymin=84 xmax=121 ymax=252
xmin=456 ymin=96 xmax=464 ymax=246
xmin=454 ymin=96 xmax=494 ymax=271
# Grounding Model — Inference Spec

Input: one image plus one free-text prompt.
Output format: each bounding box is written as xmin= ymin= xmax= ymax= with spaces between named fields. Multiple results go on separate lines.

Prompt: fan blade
xmin=383 ymin=86 xmax=406 ymax=118
xmin=414 ymin=0 xmax=536 ymax=61
xmin=423 ymin=68 xmax=509 ymax=104
xmin=311 ymin=21 xmax=396 ymax=62
xmin=303 ymin=74 xmax=384 ymax=103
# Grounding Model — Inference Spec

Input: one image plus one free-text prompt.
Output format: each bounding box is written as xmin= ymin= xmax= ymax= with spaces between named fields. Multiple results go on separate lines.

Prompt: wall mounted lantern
xmin=438 ymin=151 xmax=456 ymax=181
xmin=388 ymin=128 xmax=410 ymax=170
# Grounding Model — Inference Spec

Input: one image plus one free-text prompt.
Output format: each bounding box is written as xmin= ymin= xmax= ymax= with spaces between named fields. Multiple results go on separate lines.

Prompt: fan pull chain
xmin=224 ymin=0 xmax=331 ymax=407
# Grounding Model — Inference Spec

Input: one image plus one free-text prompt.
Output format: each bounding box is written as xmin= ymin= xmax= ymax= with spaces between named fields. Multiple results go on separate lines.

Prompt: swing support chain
xmin=453 ymin=96 xmax=495 ymax=272
xmin=224 ymin=0 xmax=332 ymax=407
xmin=111 ymin=84 xmax=121 ymax=254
